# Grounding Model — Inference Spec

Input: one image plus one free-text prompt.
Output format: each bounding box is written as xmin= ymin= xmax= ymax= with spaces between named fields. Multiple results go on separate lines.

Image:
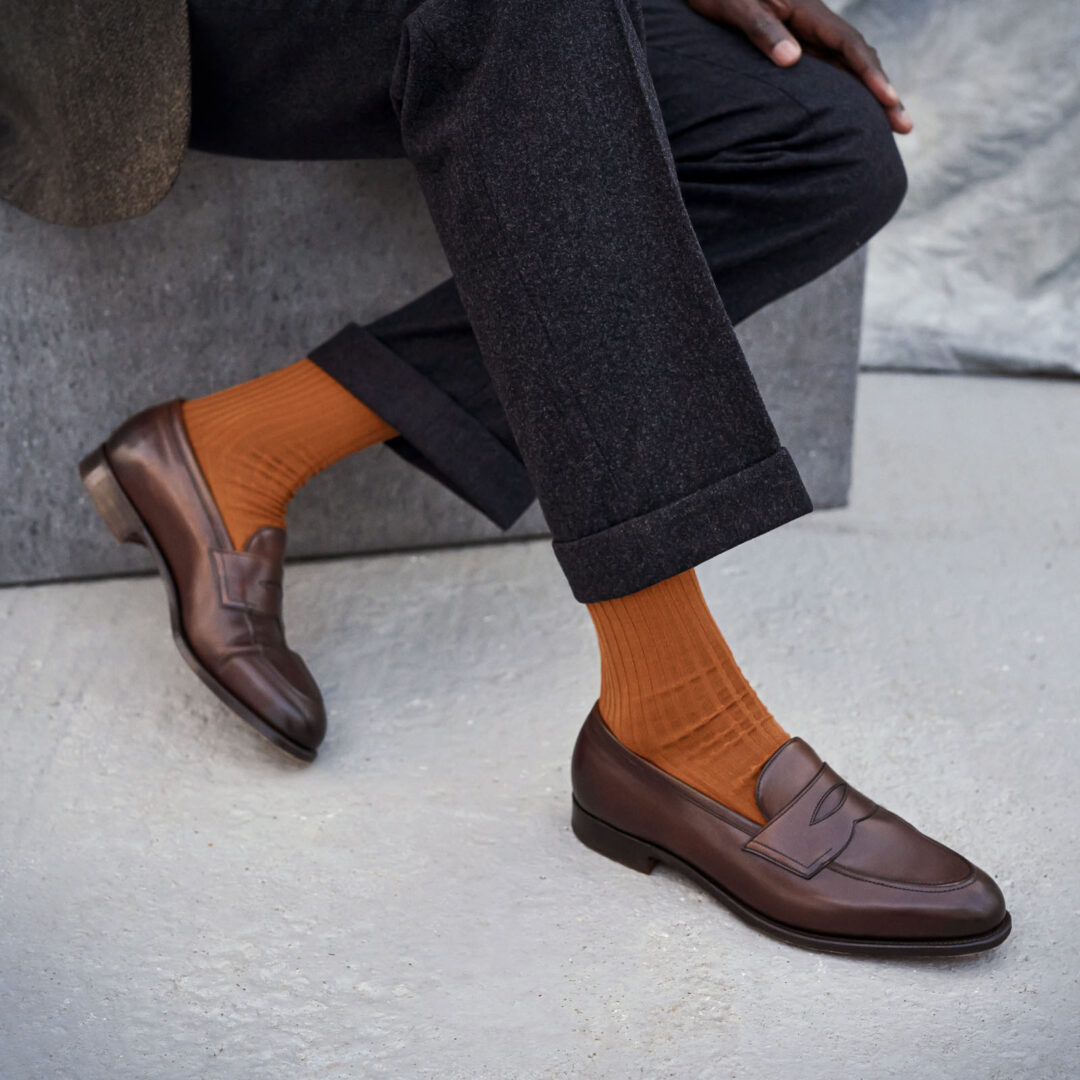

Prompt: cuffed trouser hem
xmin=553 ymin=448 xmax=813 ymax=603
xmin=310 ymin=323 xmax=536 ymax=531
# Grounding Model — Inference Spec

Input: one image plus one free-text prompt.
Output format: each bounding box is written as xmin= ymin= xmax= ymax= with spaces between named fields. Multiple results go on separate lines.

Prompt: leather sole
xmin=571 ymin=796 xmax=1012 ymax=957
xmin=79 ymin=444 xmax=317 ymax=763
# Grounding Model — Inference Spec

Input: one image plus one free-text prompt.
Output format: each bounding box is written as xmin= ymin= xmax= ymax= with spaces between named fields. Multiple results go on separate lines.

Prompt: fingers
xmin=812 ymin=12 xmax=898 ymax=107
xmin=692 ymin=0 xmax=913 ymax=131
xmin=749 ymin=11 xmax=802 ymax=66
xmin=839 ymin=34 xmax=913 ymax=132
xmin=794 ymin=4 xmax=912 ymax=131
xmin=696 ymin=0 xmax=803 ymax=65
xmin=885 ymin=102 xmax=914 ymax=135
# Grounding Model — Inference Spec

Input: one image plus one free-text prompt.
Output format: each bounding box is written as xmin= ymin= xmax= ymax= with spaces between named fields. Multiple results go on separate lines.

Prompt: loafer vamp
xmin=571 ymin=706 xmax=1009 ymax=946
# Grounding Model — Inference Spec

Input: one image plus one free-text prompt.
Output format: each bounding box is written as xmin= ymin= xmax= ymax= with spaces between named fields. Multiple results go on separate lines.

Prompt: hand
xmin=687 ymin=0 xmax=913 ymax=134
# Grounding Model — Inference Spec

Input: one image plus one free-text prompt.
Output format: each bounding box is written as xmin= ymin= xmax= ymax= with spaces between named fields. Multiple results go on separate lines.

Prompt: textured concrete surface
xmin=2 ymin=370 xmax=1077 ymax=1078
xmin=0 ymin=151 xmax=863 ymax=585
xmin=850 ymin=0 xmax=1080 ymax=375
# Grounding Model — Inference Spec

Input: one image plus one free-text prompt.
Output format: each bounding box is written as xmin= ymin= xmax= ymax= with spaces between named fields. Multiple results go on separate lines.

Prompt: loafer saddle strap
xmin=743 ymin=764 xmax=877 ymax=878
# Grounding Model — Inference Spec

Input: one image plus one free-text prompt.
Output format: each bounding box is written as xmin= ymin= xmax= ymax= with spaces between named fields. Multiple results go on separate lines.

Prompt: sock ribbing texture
xmin=182 ymin=358 xmax=397 ymax=549
xmin=587 ymin=568 xmax=788 ymax=823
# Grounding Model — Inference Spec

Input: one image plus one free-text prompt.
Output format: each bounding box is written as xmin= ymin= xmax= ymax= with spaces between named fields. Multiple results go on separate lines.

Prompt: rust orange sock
xmin=588 ymin=568 xmax=788 ymax=823
xmin=181 ymin=359 xmax=397 ymax=549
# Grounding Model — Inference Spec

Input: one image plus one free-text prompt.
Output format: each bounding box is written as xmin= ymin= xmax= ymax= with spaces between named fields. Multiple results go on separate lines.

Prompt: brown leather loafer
xmin=571 ymin=706 xmax=1010 ymax=957
xmin=79 ymin=400 xmax=326 ymax=761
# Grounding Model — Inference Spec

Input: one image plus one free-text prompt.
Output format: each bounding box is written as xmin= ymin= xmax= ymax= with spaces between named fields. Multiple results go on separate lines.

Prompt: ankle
xmin=179 ymin=360 xmax=397 ymax=549
xmin=598 ymin=694 xmax=788 ymax=772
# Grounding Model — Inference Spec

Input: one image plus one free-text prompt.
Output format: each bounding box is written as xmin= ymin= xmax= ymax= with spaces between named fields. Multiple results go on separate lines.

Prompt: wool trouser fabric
xmin=188 ymin=0 xmax=907 ymax=602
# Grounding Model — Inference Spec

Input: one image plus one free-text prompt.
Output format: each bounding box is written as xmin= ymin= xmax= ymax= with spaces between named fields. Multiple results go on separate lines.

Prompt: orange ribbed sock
xmin=181 ymin=359 xmax=397 ymax=549
xmin=588 ymin=568 xmax=788 ymax=823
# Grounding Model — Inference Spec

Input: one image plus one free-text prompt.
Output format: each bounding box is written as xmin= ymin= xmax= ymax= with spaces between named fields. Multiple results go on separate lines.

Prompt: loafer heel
xmin=79 ymin=445 xmax=147 ymax=546
xmin=572 ymin=796 xmax=658 ymax=875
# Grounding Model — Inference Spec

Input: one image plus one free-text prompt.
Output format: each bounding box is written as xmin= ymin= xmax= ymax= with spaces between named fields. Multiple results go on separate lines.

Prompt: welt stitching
xmin=827 ymin=864 xmax=979 ymax=893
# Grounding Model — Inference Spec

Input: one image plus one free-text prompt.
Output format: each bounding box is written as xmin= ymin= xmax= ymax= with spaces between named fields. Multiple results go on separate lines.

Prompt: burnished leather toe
xmin=79 ymin=400 xmax=327 ymax=761
xmin=216 ymin=648 xmax=327 ymax=752
xmin=571 ymin=705 xmax=1011 ymax=956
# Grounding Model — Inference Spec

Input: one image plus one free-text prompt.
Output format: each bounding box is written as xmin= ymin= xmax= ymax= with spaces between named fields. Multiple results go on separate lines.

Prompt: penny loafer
xmin=571 ymin=706 xmax=1010 ymax=957
xmin=79 ymin=400 xmax=326 ymax=761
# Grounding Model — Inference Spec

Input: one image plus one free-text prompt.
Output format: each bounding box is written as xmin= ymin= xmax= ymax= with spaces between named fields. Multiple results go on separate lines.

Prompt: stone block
xmin=0 ymin=152 xmax=864 ymax=584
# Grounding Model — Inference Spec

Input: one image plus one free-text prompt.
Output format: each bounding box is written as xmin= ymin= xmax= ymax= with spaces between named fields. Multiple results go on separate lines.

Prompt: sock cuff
xmin=180 ymin=359 xmax=397 ymax=548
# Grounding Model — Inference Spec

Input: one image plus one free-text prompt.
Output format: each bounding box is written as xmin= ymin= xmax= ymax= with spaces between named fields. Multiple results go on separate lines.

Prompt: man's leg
xmin=185 ymin=0 xmax=809 ymax=811
xmin=185 ymin=0 xmax=813 ymax=801
xmin=306 ymin=0 xmax=907 ymax=819
xmin=391 ymin=0 xmax=810 ymax=598
xmin=357 ymin=0 xmax=1006 ymax=949
xmin=309 ymin=0 xmax=907 ymax=528
xmin=357 ymin=0 xmax=805 ymax=829
xmin=179 ymin=0 xmax=906 ymax=549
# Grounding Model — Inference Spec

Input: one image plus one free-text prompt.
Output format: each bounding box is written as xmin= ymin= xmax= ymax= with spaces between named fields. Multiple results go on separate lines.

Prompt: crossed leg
xmin=180 ymin=0 xmax=905 ymax=807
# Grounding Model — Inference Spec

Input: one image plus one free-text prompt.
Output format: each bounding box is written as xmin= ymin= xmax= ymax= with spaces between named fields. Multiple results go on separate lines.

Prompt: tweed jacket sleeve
xmin=0 ymin=0 xmax=190 ymax=226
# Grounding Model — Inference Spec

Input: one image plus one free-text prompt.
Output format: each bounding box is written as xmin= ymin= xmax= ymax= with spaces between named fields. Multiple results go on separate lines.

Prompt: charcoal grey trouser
xmin=189 ymin=0 xmax=907 ymax=601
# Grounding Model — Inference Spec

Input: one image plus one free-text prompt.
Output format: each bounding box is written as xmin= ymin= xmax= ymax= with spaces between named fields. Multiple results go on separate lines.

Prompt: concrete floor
xmin=1 ymin=371 xmax=1078 ymax=1079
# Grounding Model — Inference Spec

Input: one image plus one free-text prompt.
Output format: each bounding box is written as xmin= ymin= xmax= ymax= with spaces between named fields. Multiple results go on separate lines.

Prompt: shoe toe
xmin=831 ymin=806 xmax=1008 ymax=940
xmin=218 ymin=650 xmax=327 ymax=752
xmin=952 ymin=865 xmax=1008 ymax=937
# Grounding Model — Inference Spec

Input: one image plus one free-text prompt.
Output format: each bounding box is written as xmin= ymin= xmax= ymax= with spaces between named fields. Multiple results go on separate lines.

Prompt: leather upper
xmin=744 ymin=741 xmax=877 ymax=878
xmin=103 ymin=400 xmax=326 ymax=751
xmin=572 ymin=705 xmax=1006 ymax=941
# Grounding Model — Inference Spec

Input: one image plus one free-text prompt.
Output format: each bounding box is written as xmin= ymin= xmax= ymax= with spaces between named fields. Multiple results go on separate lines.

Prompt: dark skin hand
xmin=688 ymin=0 xmax=913 ymax=134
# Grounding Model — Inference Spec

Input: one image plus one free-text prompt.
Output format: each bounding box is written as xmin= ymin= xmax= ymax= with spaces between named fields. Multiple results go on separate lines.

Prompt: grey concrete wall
xmin=0 ymin=151 xmax=865 ymax=585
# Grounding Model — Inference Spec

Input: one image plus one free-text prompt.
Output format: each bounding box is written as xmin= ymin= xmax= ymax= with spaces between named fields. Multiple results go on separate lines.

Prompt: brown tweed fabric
xmin=0 ymin=0 xmax=190 ymax=226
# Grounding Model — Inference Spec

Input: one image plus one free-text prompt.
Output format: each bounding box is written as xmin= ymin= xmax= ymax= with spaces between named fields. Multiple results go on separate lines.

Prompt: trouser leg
xmin=378 ymin=0 xmax=812 ymax=601
xmin=309 ymin=0 xmax=906 ymax=547
xmin=189 ymin=0 xmax=904 ymax=600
